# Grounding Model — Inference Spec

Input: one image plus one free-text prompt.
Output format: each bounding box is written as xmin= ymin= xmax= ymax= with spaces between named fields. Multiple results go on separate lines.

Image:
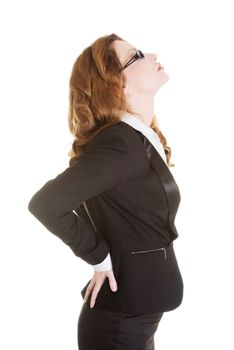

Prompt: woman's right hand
xmin=83 ymin=269 xmax=118 ymax=308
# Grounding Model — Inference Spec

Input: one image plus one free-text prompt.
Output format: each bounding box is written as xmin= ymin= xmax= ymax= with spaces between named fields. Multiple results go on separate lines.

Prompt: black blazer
xmin=27 ymin=121 xmax=184 ymax=314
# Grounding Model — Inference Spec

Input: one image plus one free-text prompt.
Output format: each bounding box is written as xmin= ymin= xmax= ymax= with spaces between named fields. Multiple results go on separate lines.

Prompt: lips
xmin=157 ymin=63 xmax=164 ymax=70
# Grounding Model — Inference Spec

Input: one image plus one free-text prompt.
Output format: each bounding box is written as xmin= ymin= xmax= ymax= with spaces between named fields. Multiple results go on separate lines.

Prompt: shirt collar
xmin=120 ymin=112 xmax=167 ymax=165
xmin=120 ymin=112 xmax=157 ymax=139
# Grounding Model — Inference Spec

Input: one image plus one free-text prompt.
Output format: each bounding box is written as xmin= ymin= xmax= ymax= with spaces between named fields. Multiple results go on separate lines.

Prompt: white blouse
xmin=92 ymin=112 xmax=167 ymax=272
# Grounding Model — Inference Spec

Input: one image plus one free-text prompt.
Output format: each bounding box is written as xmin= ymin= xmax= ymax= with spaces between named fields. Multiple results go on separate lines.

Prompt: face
xmin=112 ymin=40 xmax=169 ymax=95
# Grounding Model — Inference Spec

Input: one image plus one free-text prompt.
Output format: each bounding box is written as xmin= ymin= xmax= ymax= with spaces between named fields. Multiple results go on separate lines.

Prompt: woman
xmin=28 ymin=33 xmax=184 ymax=350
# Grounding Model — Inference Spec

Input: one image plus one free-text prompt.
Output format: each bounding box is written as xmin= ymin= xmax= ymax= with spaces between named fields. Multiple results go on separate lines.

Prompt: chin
xmin=160 ymin=74 xmax=170 ymax=86
xmin=163 ymin=71 xmax=170 ymax=81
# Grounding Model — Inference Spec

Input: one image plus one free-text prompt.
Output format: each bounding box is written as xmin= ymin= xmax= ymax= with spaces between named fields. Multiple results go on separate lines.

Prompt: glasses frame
xmin=119 ymin=49 xmax=145 ymax=73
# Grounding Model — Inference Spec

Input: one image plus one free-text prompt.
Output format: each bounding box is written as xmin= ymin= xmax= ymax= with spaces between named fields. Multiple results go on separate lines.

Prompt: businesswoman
xmin=28 ymin=33 xmax=184 ymax=350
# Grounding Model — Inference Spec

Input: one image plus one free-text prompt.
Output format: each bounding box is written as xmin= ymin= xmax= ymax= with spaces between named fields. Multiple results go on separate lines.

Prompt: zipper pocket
xmin=130 ymin=247 xmax=167 ymax=260
xmin=83 ymin=201 xmax=97 ymax=231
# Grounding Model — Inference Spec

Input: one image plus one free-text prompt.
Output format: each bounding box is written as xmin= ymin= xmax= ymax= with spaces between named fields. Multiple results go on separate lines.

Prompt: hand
xmin=83 ymin=269 xmax=118 ymax=308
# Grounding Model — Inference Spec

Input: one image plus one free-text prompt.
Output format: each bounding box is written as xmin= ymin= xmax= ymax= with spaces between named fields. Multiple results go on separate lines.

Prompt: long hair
xmin=67 ymin=33 xmax=175 ymax=167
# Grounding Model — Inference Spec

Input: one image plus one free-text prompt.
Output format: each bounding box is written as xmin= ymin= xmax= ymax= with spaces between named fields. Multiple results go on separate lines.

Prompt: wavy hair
xmin=67 ymin=33 xmax=175 ymax=167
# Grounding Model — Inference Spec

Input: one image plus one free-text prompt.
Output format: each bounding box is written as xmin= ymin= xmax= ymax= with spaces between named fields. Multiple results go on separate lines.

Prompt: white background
xmin=1 ymin=0 xmax=233 ymax=349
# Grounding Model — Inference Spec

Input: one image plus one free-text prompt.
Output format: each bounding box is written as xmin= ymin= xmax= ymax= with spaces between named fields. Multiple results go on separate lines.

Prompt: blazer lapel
xmin=134 ymin=129 xmax=181 ymax=240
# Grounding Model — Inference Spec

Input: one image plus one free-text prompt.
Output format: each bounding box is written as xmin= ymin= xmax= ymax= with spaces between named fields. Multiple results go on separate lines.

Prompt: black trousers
xmin=77 ymin=302 xmax=164 ymax=350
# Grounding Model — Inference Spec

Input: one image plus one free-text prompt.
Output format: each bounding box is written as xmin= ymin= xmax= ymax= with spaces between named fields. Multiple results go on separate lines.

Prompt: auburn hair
xmin=67 ymin=33 xmax=175 ymax=167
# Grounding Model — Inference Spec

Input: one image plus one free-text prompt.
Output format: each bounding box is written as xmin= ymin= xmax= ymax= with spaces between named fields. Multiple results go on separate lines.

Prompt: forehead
xmin=112 ymin=40 xmax=136 ymax=62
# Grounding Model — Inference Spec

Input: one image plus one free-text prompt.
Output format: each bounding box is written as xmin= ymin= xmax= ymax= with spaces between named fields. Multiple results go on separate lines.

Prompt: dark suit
xmin=28 ymin=121 xmax=184 ymax=314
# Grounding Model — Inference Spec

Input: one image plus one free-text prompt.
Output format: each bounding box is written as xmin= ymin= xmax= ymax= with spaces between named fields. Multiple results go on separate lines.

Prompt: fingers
xmin=83 ymin=275 xmax=105 ymax=308
xmin=83 ymin=270 xmax=118 ymax=309
xmin=89 ymin=284 xmax=101 ymax=308
xmin=83 ymin=280 xmax=94 ymax=304
xmin=106 ymin=270 xmax=118 ymax=292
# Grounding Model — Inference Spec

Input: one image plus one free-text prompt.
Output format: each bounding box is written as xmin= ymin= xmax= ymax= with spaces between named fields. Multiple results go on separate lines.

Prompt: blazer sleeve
xmin=27 ymin=124 xmax=135 ymax=265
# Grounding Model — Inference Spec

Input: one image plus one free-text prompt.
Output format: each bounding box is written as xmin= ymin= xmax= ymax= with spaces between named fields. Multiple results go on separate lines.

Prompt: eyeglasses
xmin=119 ymin=49 xmax=145 ymax=72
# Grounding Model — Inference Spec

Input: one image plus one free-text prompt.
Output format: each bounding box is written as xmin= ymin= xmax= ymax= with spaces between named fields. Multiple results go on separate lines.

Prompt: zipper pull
xmin=162 ymin=248 xmax=167 ymax=260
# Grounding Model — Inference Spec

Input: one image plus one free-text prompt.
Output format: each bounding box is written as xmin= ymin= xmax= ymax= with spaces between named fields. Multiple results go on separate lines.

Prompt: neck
xmin=126 ymin=93 xmax=155 ymax=127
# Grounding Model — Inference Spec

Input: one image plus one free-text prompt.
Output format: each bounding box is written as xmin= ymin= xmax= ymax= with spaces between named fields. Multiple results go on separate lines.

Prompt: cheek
xmin=134 ymin=65 xmax=158 ymax=92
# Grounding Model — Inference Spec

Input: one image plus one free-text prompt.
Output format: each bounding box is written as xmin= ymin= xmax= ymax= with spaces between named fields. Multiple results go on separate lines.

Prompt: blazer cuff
xmin=76 ymin=232 xmax=111 ymax=265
